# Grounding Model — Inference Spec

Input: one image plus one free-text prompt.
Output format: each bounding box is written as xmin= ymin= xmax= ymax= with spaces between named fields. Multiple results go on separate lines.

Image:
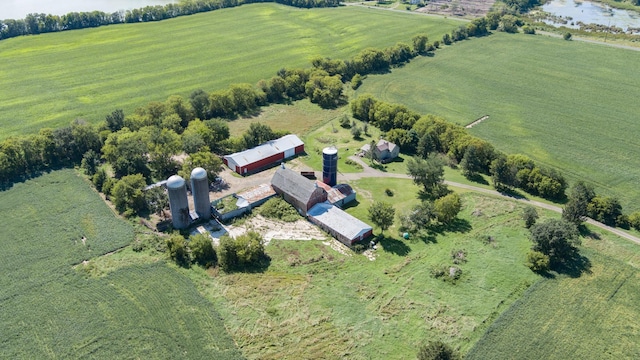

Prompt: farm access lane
xmin=343 ymin=155 xmax=640 ymax=245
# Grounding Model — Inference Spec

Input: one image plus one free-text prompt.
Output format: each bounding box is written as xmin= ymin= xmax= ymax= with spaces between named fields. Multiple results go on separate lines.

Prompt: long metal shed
xmin=223 ymin=134 xmax=304 ymax=175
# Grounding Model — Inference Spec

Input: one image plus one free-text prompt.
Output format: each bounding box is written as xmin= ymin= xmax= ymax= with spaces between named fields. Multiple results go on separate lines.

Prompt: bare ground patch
xmin=415 ymin=0 xmax=495 ymax=18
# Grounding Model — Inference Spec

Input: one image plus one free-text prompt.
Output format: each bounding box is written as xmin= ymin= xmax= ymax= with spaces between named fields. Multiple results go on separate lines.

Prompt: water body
xmin=2 ymin=0 xmax=177 ymax=20
xmin=542 ymin=0 xmax=640 ymax=31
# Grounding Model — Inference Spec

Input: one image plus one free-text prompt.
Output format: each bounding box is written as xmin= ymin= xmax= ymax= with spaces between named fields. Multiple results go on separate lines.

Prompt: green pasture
xmin=357 ymin=32 xmax=640 ymax=212
xmin=0 ymin=3 xmax=464 ymax=139
xmin=0 ymin=170 xmax=242 ymax=359
xmin=198 ymin=180 xmax=545 ymax=359
xmin=467 ymin=250 xmax=640 ymax=359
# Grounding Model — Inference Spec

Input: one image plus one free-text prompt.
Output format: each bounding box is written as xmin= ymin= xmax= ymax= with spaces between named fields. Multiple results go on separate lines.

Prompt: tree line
xmin=0 ymin=0 xmax=339 ymax=41
xmin=350 ymin=95 xmax=568 ymax=201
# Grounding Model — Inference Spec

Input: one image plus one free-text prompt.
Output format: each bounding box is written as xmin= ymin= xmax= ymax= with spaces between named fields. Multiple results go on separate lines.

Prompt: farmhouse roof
xmin=271 ymin=167 xmax=320 ymax=205
xmin=308 ymin=202 xmax=372 ymax=240
xmin=376 ymin=139 xmax=397 ymax=152
xmin=225 ymin=134 xmax=303 ymax=167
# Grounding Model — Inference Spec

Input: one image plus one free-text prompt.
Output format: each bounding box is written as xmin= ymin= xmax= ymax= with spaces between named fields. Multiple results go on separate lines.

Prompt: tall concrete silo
xmin=167 ymin=175 xmax=190 ymax=229
xmin=191 ymin=167 xmax=211 ymax=220
xmin=322 ymin=146 xmax=338 ymax=187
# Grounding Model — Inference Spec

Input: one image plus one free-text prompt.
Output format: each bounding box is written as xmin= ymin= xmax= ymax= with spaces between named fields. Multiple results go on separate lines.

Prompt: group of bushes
xmin=0 ymin=0 xmax=339 ymax=41
xmin=163 ymin=230 xmax=268 ymax=272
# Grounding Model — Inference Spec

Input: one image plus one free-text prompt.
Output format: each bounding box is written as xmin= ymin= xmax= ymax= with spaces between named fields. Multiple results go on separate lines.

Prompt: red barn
xmin=223 ymin=134 xmax=304 ymax=175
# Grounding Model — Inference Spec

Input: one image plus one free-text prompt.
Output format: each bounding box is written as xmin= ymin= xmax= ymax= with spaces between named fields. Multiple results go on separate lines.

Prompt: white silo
xmin=191 ymin=167 xmax=211 ymax=220
xmin=167 ymin=175 xmax=190 ymax=229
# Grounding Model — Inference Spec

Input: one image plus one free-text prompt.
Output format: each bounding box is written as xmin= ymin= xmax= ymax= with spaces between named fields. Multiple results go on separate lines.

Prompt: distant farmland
xmin=0 ymin=3 xmax=464 ymax=139
xmin=357 ymin=33 xmax=640 ymax=211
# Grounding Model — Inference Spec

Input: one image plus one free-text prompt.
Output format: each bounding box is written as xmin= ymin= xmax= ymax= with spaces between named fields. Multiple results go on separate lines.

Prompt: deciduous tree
xmin=368 ymin=201 xmax=395 ymax=235
xmin=530 ymin=219 xmax=581 ymax=265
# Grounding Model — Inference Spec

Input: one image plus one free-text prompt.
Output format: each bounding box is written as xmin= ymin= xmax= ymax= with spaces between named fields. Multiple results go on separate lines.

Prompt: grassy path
xmin=345 ymin=155 xmax=640 ymax=245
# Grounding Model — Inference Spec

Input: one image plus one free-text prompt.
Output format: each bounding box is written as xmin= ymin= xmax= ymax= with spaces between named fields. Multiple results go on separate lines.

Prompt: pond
xmin=2 ymin=0 xmax=177 ymax=20
xmin=540 ymin=0 xmax=640 ymax=31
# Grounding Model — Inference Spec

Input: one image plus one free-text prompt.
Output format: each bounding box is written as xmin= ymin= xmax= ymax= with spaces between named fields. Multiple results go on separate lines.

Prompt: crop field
xmin=467 ymin=250 xmax=640 ymax=359
xmin=0 ymin=3 xmax=464 ymax=139
xmin=197 ymin=182 xmax=545 ymax=359
xmin=0 ymin=170 xmax=242 ymax=359
xmin=357 ymin=32 xmax=640 ymax=212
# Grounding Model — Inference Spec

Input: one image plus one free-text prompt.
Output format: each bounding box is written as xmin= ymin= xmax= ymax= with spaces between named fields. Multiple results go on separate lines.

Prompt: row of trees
xmin=562 ymin=181 xmax=640 ymax=230
xmin=0 ymin=0 xmax=339 ymax=41
xmin=351 ymin=95 xmax=568 ymax=201
xmin=166 ymin=230 xmax=267 ymax=271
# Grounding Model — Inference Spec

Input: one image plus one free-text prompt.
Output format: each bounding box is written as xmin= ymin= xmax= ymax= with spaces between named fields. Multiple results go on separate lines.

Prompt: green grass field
xmin=0 ymin=170 xmax=243 ymax=359
xmin=196 ymin=181 xmax=546 ymax=359
xmin=467 ymin=250 xmax=640 ymax=359
xmin=0 ymin=3 xmax=464 ymax=139
xmin=357 ymin=32 xmax=640 ymax=212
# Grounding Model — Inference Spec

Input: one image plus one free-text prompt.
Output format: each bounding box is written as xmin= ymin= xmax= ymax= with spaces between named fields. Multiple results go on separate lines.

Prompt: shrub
xmin=522 ymin=25 xmax=535 ymax=34
xmin=217 ymin=231 xmax=266 ymax=272
xmin=190 ymin=233 xmax=217 ymax=267
xmin=430 ymin=264 xmax=463 ymax=283
xmin=351 ymin=125 xmax=363 ymax=139
xmin=522 ymin=206 xmax=539 ymax=228
xmin=258 ymin=196 xmax=300 ymax=222
xmin=339 ymin=114 xmax=351 ymax=128
xmin=385 ymin=188 xmax=394 ymax=196
xmin=526 ymin=250 xmax=550 ymax=272
xmin=417 ymin=340 xmax=461 ymax=360
xmin=351 ymin=74 xmax=364 ymax=90
xmin=563 ymin=32 xmax=572 ymax=40
xmin=451 ymin=249 xmax=467 ymax=264
xmin=166 ymin=234 xmax=191 ymax=268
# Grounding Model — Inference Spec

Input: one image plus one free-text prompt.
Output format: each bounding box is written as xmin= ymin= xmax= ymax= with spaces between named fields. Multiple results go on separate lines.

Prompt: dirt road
xmin=344 ymin=156 xmax=640 ymax=245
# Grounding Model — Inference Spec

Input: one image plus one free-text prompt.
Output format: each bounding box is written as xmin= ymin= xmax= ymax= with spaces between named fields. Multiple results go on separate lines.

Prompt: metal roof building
xmin=271 ymin=167 xmax=327 ymax=216
xmin=307 ymin=202 xmax=373 ymax=246
xmin=223 ymin=134 xmax=304 ymax=175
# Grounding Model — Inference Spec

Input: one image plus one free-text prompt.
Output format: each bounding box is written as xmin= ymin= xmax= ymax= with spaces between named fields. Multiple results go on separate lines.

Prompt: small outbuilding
xmin=271 ymin=167 xmax=327 ymax=216
xmin=315 ymin=181 xmax=356 ymax=208
xmin=307 ymin=202 xmax=373 ymax=246
xmin=223 ymin=134 xmax=304 ymax=175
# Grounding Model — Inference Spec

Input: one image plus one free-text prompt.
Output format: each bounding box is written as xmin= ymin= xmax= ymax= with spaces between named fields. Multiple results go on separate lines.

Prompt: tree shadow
xmin=429 ymin=218 xmax=473 ymax=235
xmin=370 ymin=162 xmax=387 ymax=172
xmin=378 ymin=235 xmax=411 ymax=256
xmin=497 ymin=187 xmax=528 ymax=200
xmin=578 ymin=224 xmax=601 ymax=240
xmin=231 ymin=254 xmax=272 ymax=274
xmin=552 ymin=251 xmax=591 ymax=278
xmin=466 ymin=173 xmax=489 ymax=185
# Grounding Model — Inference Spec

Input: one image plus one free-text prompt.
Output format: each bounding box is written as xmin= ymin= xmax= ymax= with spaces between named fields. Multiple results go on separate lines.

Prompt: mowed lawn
xmin=357 ymin=32 xmax=640 ymax=211
xmin=0 ymin=3 xmax=464 ymax=138
xmin=0 ymin=170 xmax=243 ymax=359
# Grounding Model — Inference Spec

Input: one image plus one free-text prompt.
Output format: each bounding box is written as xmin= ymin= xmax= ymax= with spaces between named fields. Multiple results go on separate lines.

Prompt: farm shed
xmin=223 ymin=134 xmax=304 ymax=175
xmin=211 ymin=183 xmax=277 ymax=221
xmin=271 ymin=167 xmax=327 ymax=216
xmin=315 ymin=181 xmax=356 ymax=208
xmin=307 ymin=202 xmax=373 ymax=246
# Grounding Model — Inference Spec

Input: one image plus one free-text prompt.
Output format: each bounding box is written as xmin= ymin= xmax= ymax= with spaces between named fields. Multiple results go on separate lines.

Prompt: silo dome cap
xmin=166 ymin=175 xmax=186 ymax=189
xmin=322 ymin=147 xmax=338 ymax=155
xmin=191 ymin=167 xmax=208 ymax=180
